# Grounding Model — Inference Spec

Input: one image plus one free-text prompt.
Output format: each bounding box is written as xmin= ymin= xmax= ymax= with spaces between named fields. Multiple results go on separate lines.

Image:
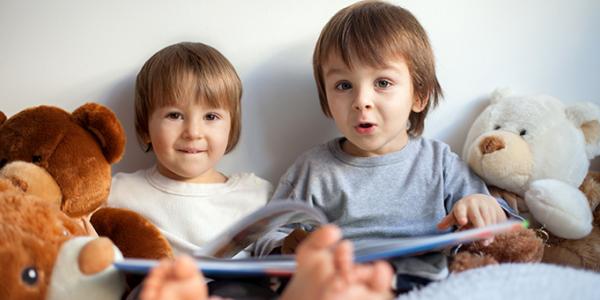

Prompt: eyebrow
xmin=324 ymin=67 xmax=347 ymax=77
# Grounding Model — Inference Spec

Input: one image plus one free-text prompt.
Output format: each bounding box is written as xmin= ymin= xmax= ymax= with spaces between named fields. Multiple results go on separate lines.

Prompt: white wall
xmin=1 ymin=0 xmax=599 ymax=184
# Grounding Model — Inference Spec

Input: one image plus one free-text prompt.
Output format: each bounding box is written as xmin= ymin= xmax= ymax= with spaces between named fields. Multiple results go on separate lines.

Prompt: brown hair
xmin=135 ymin=42 xmax=242 ymax=153
xmin=313 ymin=0 xmax=443 ymax=136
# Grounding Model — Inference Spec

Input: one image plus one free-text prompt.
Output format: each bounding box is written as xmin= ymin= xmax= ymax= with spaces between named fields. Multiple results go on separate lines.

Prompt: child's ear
xmin=412 ymin=95 xmax=428 ymax=113
xmin=141 ymin=134 xmax=152 ymax=151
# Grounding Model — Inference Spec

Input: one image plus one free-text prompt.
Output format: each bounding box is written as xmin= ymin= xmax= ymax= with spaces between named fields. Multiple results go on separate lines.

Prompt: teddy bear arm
xmin=91 ymin=207 xmax=173 ymax=259
xmin=525 ymin=179 xmax=593 ymax=239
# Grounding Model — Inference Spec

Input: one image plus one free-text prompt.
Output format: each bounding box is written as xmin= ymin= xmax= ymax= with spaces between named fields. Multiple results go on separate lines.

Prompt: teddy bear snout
xmin=78 ymin=237 xmax=115 ymax=275
xmin=0 ymin=161 xmax=62 ymax=208
xmin=479 ymin=136 xmax=506 ymax=154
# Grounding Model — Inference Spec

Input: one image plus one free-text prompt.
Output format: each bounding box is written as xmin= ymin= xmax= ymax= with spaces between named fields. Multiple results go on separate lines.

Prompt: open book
xmin=114 ymin=201 xmax=528 ymax=277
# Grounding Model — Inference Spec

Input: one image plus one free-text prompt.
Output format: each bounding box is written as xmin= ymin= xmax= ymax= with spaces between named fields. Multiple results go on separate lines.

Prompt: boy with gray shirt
xmin=255 ymin=1 xmax=517 ymax=291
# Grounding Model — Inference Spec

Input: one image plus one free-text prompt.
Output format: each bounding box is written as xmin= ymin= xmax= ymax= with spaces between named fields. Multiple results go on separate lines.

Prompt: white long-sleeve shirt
xmin=108 ymin=166 xmax=272 ymax=256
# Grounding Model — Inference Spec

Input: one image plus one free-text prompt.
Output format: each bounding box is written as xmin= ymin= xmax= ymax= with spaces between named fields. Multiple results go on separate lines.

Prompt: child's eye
xmin=204 ymin=113 xmax=220 ymax=121
xmin=166 ymin=112 xmax=183 ymax=120
xmin=375 ymin=79 xmax=392 ymax=88
xmin=335 ymin=81 xmax=352 ymax=90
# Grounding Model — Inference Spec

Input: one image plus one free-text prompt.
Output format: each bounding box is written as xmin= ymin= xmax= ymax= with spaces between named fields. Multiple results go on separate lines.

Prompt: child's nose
xmin=352 ymin=89 xmax=373 ymax=111
xmin=353 ymin=102 xmax=373 ymax=110
xmin=182 ymin=120 xmax=204 ymax=139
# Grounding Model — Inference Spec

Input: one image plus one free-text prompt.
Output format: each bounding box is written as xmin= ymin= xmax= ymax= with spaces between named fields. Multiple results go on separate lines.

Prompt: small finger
xmin=497 ymin=207 xmax=508 ymax=222
xmin=479 ymin=206 xmax=491 ymax=226
xmin=140 ymin=259 xmax=171 ymax=300
xmin=173 ymin=256 xmax=201 ymax=280
xmin=468 ymin=207 xmax=484 ymax=228
xmin=489 ymin=206 xmax=498 ymax=225
xmin=369 ymin=261 xmax=394 ymax=292
xmin=297 ymin=224 xmax=341 ymax=253
xmin=455 ymin=204 xmax=469 ymax=227
xmin=437 ymin=214 xmax=455 ymax=230
xmin=334 ymin=240 xmax=354 ymax=282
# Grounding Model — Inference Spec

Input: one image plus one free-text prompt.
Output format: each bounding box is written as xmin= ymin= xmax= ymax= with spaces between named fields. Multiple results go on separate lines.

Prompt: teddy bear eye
xmin=21 ymin=266 xmax=39 ymax=285
xmin=0 ymin=158 xmax=7 ymax=168
xmin=32 ymin=155 xmax=42 ymax=163
xmin=519 ymin=129 xmax=527 ymax=136
xmin=493 ymin=125 xmax=501 ymax=130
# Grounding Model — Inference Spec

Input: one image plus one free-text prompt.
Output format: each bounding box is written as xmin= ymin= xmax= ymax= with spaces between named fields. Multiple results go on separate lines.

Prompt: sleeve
xmin=270 ymin=177 xmax=298 ymax=201
xmin=442 ymin=148 xmax=521 ymax=220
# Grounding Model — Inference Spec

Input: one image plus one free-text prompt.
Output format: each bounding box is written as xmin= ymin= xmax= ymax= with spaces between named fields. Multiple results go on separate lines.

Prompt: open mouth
xmin=355 ymin=122 xmax=376 ymax=134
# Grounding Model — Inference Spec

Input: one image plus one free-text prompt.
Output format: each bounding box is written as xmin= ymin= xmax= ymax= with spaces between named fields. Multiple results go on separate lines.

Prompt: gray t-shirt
xmin=255 ymin=137 xmax=515 ymax=279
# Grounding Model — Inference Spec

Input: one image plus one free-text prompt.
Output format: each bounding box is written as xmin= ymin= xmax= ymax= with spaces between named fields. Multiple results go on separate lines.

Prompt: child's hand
xmin=437 ymin=194 xmax=507 ymax=230
xmin=282 ymin=228 xmax=310 ymax=254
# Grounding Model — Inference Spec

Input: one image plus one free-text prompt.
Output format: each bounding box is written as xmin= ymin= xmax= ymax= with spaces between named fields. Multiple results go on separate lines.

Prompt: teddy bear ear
xmin=490 ymin=88 xmax=511 ymax=104
xmin=0 ymin=111 xmax=6 ymax=125
xmin=71 ymin=103 xmax=126 ymax=164
xmin=566 ymin=102 xmax=600 ymax=159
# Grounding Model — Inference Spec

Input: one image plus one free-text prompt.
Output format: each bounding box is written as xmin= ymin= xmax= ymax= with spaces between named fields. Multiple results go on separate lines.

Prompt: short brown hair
xmin=313 ymin=0 xmax=443 ymax=136
xmin=135 ymin=42 xmax=242 ymax=153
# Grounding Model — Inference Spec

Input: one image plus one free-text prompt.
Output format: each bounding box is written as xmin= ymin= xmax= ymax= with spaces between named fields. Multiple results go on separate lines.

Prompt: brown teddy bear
xmin=0 ymin=176 xmax=86 ymax=299
xmin=0 ymin=174 xmax=126 ymax=300
xmin=449 ymin=218 xmax=544 ymax=272
xmin=0 ymin=103 xmax=172 ymax=259
xmin=0 ymin=104 xmax=124 ymax=232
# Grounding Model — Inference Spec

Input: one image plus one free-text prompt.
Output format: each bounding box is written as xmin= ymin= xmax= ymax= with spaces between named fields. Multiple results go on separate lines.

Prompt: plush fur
xmin=0 ymin=177 xmax=126 ymax=300
xmin=450 ymin=226 xmax=544 ymax=272
xmin=91 ymin=207 xmax=173 ymax=259
xmin=540 ymin=172 xmax=600 ymax=270
xmin=0 ymin=104 xmax=124 ymax=219
xmin=0 ymin=103 xmax=173 ymax=299
xmin=0 ymin=178 xmax=86 ymax=300
xmin=0 ymin=104 xmax=172 ymax=258
xmin=461 ymin=90 xmax=600 ymax=271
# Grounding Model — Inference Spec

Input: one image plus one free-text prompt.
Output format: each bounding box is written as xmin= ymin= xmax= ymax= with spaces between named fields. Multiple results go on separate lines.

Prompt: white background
xmin=1 ymin=0 xmax=599 ymax=184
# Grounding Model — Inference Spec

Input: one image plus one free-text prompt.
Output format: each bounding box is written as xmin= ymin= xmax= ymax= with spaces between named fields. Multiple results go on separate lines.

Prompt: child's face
xmin=147 ymin=101 xmax=231 ymax=183
xmin=323 ymin=54 xmax=425 ymax=157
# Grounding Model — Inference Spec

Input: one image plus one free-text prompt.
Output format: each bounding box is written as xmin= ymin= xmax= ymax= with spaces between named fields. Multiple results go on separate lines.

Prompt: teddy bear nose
xmin=78 ymin=237 xmax=115 ymax=275
xmin=479 ymin=136 xmax=505 ymax=154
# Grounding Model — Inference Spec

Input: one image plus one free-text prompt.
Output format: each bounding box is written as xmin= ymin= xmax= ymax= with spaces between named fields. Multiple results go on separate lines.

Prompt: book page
xmin=196 ymin=201 xmax=327 ymax=258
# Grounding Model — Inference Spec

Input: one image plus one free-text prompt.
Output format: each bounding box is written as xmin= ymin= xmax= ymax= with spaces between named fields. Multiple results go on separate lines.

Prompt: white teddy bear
xmin=462 ymin=89 xmax=600 ymax=270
